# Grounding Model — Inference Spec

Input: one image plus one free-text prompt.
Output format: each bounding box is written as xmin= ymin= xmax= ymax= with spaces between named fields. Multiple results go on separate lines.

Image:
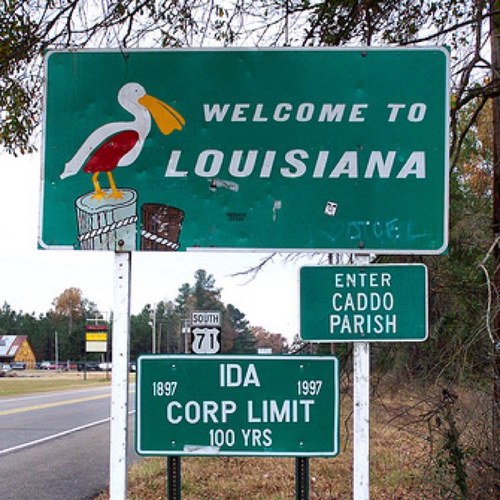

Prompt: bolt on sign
xmin=40 ymin=48 xmax=448 ymax=253
xmin=135 ymin=355 xmax=339 ymax=456
xmin=299 ymin=264 xmax=428 ymax=342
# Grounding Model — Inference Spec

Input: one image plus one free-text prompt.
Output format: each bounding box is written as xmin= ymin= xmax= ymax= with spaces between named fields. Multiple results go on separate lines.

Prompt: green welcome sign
xmin=40 ymin=48 xmax=449 ymax=253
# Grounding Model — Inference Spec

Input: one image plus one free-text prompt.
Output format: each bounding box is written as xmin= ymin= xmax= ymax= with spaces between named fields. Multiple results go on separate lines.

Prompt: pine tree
xmin=226 ymin=304 xmax=257 ymax=354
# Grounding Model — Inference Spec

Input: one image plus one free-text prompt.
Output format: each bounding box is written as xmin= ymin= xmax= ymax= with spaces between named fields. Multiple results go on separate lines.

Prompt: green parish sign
xmin=136 ymin=355 xmax=339 ymax=456
xmin=299 ymin=264 xmax=428 ymax=342
xmin=40 ymin=48 xmax=448 ymax=253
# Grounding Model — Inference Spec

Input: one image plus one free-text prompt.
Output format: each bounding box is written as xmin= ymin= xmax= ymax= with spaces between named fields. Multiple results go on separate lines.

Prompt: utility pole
xmin=149 ymin=304 xmax=157 ymax=354
xmin=55 ymin=331 xmax=59 ymax=370
xmin=490 ymin=0 xmax=500 ymax=470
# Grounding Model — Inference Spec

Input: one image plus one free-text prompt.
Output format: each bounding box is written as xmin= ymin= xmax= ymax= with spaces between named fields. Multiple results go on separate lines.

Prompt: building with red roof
xmin=0 ymin=335 xmax=36 ymax=368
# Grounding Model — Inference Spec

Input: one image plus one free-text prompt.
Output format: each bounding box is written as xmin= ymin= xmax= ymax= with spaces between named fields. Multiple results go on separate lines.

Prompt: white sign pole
xmin=353 ymin=342 xmax=370 ymax=499
xmin=353 ymin=254 xmax=371 ymax=500
xmin=109 ymin=251 xmax=132 ymax=500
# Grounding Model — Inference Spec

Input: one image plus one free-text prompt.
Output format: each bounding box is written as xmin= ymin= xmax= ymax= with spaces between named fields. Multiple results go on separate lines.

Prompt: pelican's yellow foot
xmin=91 ymin=189 xmax=107 ymax=201
xmin=107 ymin=189 xmax=124 ymax=200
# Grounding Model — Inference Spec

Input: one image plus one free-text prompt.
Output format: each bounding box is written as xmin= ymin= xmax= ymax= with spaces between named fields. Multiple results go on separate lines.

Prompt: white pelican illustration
xmin=60 ymin=82 xmax=185 ymax=200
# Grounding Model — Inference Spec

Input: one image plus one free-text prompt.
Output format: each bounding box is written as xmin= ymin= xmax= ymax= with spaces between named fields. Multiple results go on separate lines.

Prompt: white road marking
xmin=0 ymin=410 xmax=135 ymax=456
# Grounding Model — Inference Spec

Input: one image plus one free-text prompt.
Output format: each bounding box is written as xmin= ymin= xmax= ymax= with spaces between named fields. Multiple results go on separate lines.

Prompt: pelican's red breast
xmin=83 ymin=130 xmax=140 ymax=174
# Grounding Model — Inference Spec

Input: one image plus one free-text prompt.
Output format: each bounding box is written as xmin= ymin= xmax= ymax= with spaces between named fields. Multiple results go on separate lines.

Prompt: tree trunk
xmin=489 ymin=0 xmax=500 ymax=472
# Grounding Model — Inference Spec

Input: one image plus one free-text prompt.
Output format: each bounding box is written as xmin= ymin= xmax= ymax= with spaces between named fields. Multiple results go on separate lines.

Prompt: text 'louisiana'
xmin=165 ymin=149 xmax=426 ymax=179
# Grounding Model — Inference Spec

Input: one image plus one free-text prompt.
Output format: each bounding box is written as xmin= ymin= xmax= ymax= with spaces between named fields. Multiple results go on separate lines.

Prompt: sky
xmin=0 ymin=152 xmax=326 ymax=341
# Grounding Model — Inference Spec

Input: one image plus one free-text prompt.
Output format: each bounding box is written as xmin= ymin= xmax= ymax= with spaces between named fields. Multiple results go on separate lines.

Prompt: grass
xmin=0 ymin=370 xmax=111 ymax=396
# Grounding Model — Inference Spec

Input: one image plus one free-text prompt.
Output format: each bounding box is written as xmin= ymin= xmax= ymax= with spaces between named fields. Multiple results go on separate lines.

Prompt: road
xmin=0 ymin=384 xmax=138 ymax=500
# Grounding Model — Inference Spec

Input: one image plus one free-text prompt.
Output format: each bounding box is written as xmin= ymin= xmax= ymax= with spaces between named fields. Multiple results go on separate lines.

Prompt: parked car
xmin=1 ymin=364 xmax=12 ymax=374
xmin=11 ymin=362 xmax=26 ymax=370
xmin=77 ymin=361 xmax=100 ymax=372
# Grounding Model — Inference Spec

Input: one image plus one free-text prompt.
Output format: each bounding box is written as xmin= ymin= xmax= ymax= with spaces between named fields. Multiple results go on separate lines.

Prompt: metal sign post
xmin=109 ymin=252 xmax=132 ymax=500
xmin=167 ymin=456 xmax=181 ymax=500
xmin=350 ymin=255 xmax=370 ymax=500
xmin=353 ymin=341 xmax=370 ymax=500
xmin=295 ymin=456 xmax=310 ymax=500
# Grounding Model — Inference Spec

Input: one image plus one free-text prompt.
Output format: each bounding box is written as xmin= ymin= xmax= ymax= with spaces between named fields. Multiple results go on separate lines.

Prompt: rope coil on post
xmin=78 ymin=215 xmax=138 ymax=242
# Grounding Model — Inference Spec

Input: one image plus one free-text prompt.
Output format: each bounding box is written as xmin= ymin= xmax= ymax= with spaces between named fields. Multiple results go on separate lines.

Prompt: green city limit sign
xmin=299 ymin=264 xmax=428 ymax=342
xmin=136 ymin=355 xmax=339 ymax=456
xmin=40 ymin=48 xmax=448 ymax=253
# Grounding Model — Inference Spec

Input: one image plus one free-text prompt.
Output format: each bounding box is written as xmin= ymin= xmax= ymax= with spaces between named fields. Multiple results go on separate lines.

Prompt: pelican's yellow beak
xmin=139 ymin=94 xmax=185 ymax=135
